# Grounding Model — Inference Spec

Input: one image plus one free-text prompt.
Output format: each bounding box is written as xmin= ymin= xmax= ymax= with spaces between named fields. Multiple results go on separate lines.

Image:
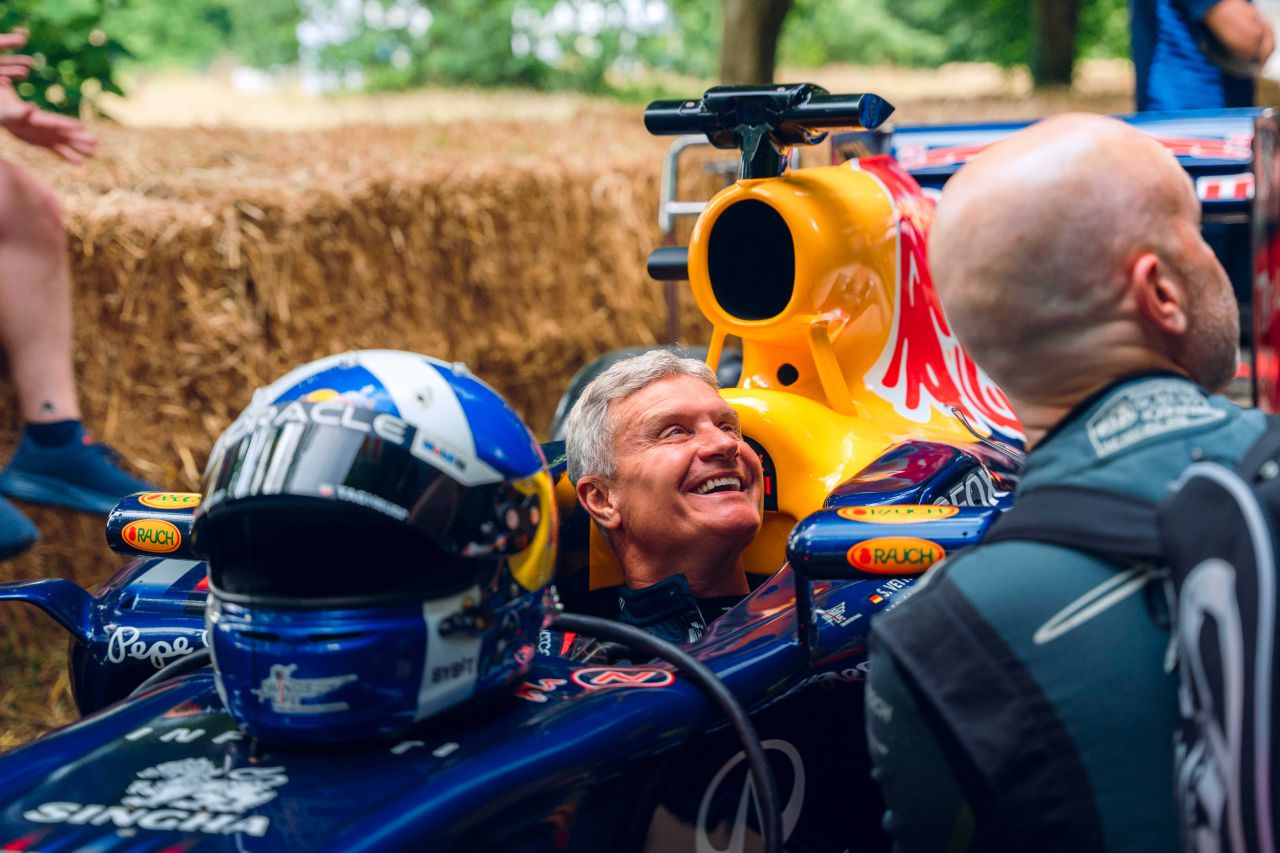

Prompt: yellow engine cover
xmin=703 ymin=156 xmax=1021 ymax=574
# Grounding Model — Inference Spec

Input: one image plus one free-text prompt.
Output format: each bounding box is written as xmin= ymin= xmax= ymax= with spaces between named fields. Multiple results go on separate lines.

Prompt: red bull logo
xmin=138 ymin=492 xmax=201 ymax=510
xmin=838 ymin=505 xmax=959 ymax=524
xmin=122 ymin=519 xmax=182 ymax=554
xmin=854 ymin=157 xmax=1022 ymax=438
xmin=848 ymin=536 xmax=944 ymax=574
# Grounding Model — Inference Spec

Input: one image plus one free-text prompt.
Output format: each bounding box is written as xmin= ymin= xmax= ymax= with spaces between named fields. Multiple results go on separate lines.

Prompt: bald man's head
xmin=930 ymin=114 xmax=1237 ymax=408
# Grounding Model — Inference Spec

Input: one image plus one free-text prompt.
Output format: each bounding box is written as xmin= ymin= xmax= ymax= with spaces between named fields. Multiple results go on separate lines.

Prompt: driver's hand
xmin=1205 ymin=0 xmax=1276 ymax=64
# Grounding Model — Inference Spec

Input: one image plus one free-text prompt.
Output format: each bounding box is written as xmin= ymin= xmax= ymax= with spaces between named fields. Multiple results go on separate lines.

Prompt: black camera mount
xmin=644 ymin=83 xmax=894 ymax=179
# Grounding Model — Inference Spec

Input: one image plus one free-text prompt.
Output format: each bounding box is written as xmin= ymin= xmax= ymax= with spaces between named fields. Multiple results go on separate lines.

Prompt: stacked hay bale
xmin=0 ymin=112 xmax=732 ymax=747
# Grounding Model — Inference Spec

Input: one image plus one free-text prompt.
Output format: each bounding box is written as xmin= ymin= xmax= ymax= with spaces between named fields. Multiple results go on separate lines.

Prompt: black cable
xmin=548 ymin=612 xmax=782 ymax=853
xmin=128 ymin=648 xmax=213 ymax=698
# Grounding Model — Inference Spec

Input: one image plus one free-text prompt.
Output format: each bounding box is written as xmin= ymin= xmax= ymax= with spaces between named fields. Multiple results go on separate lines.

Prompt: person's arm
xmin=0 ymin=30 xmax=95 ymax=163
xmin=866 ymin=643 xmax=976 ymax=853
xmin=1198 ymin=0 xmax=1276 ymax=64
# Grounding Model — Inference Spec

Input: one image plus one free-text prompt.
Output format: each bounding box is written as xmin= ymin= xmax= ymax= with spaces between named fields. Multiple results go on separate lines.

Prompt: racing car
xmin=0 ymin=83 xmax=1265 ymax=852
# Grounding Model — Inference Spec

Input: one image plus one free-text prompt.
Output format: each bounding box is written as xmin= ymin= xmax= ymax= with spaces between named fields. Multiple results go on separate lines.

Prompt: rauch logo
xmin=138 ymin=492 xmax=201 ymax=510
xmin=122 ymin=519 xmax=182 ymax=554
xmin=838 ymin=505 xmax=959 ymax=524
xmin=848 ymin=536 xmax=944 ymax=574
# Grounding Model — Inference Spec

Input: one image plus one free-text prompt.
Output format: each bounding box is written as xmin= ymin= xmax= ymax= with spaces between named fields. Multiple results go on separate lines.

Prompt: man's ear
xmin=1131 ymin=251 xmax=1189 ymax=336
xmin=576 ymin=476 xmax=622 ymax=531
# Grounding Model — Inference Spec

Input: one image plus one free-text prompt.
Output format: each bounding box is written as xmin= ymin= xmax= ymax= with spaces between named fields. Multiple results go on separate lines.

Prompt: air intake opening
xmin=708 ymin=200 xmax=795 ymax=321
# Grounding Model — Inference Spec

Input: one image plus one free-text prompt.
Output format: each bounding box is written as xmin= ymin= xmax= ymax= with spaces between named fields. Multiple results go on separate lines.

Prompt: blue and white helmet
xmin=195 ymin=350 xmax=557 ymax=747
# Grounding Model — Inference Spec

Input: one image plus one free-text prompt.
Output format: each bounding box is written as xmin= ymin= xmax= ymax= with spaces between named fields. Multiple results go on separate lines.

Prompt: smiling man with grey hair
xmin=563 ymin=349 xmax=763 ymax=643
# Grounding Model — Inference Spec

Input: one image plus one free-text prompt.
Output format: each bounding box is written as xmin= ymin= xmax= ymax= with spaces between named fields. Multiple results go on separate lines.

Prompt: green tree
xmin=691 ymin=0 xmax=1129 ymax=91
xmin=34 ymin=0 xmax=1134 ymax=101
xmin=720 ymin=0 xmax=790 ymax=84
xmin=102 ymin=0 xmax=230 ymax=69
xmin=890 ymin=0 xmax=1129 ymax=83
xmin=0 ymin=0 xmax=128 ymax=115
xmin=307 ymin=0 xmax=689 ymax=94
xmin=307 ymin=0 xmax=552 ymax=91
xmin=103 ymin=0 xmax=300 ymax=71
xmin=1033 ymin=0 xmax=1083 ymax=86
xmin=229 ymin=0 xmax=302 ymax=68
xmin=656 ymin=0 xmax=721 ymax=80
xmin=780 ymin=0 xmax=947 ymax=68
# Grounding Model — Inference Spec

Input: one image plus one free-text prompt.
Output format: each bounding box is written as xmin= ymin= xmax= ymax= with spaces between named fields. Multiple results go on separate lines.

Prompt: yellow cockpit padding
xmin=508 ymin=470 xmax=557 ymax=591
xmin=553 ymin=470 xmax=578 ymax=516
xmin=588 ymin=525 xmax=624 ymax=590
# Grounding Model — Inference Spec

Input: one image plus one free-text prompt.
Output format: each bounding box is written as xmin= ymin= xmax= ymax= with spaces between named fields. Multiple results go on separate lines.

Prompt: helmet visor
xmin=202 ymin=500 xmax=490 ymax=606
xmin=199 ymin=413 xmax=542 ymax=605
xmin=203 ymin=412 xmax=536 ymax=553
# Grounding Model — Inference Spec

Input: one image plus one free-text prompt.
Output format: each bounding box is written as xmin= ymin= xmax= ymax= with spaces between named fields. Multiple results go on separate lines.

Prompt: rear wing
xmin=832 ymin=109 xmax=1280 ymax=408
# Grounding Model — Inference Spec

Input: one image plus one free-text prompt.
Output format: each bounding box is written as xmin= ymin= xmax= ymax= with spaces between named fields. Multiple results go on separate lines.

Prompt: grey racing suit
xmin=867 ymin=373 xmax=1265 ymax=851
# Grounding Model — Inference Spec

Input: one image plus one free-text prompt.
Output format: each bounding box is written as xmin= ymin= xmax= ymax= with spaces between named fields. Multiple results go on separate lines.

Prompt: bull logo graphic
xmin=857 ymin=159 xmax=1022 ymax=439
xmin=250 ymin=663 xmax=357 ymax=714
xmin=122 ymin=758 xmax=287 ymax=813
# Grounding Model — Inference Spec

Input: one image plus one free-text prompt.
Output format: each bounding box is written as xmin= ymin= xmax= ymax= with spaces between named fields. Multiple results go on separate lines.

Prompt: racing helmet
xmin=195 ymin=350 xmax=556 ymax=747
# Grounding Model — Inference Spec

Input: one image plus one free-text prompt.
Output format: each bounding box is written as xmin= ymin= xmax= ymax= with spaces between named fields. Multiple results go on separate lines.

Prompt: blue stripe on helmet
xmin=428 ymin=363 xmax=541 ymax=477
xmin=272 ymin=364 xmax=400 ymax=417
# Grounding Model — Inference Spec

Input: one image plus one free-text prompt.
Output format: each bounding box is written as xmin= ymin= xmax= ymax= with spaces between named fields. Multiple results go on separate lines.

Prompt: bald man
xmin=865 ymin=114 xmax=1267 ymax=851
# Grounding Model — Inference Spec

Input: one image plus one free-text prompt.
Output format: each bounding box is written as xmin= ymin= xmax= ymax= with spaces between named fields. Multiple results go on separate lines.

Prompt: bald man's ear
xmin=1132 ymin=251 xmax=1190 ymax=337
xmin=577 ymin=476 xmax=622 ymax=532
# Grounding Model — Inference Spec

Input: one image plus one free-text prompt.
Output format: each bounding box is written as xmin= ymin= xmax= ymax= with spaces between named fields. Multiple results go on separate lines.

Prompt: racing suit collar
xmin=1034 ymin=369 xmax=1190 ymax=451
xmin=617 ymin=573 xmax=744 ymax=646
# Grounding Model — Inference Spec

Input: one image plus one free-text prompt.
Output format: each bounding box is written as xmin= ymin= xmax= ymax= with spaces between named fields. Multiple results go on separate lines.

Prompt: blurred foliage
xmin=0 ymin=0 xmax=128 ymax=115
xmin=659 ymin=0 xmax=722 ymax=80
xmin=304 ymin=0 xmax=693 ymax=93
xmin=307 ymin=0 xmax=552 ymax=91
xmin=5 ymin=0 xmax=1135 ymax=104
xmin=890 ymin=0 xmax=1130 ymax=68
xmin=102 ymin=0 xmax=300 ymax=70
xmin=782 ymin=0 xmax=949 ymax=68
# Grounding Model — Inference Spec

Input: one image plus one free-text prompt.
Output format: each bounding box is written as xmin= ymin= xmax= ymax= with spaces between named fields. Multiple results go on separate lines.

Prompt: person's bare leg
xmin=0 ymin=159 xmax=79 ymax=424
xmin=0 ymin=158 xmax=151 ymax=516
